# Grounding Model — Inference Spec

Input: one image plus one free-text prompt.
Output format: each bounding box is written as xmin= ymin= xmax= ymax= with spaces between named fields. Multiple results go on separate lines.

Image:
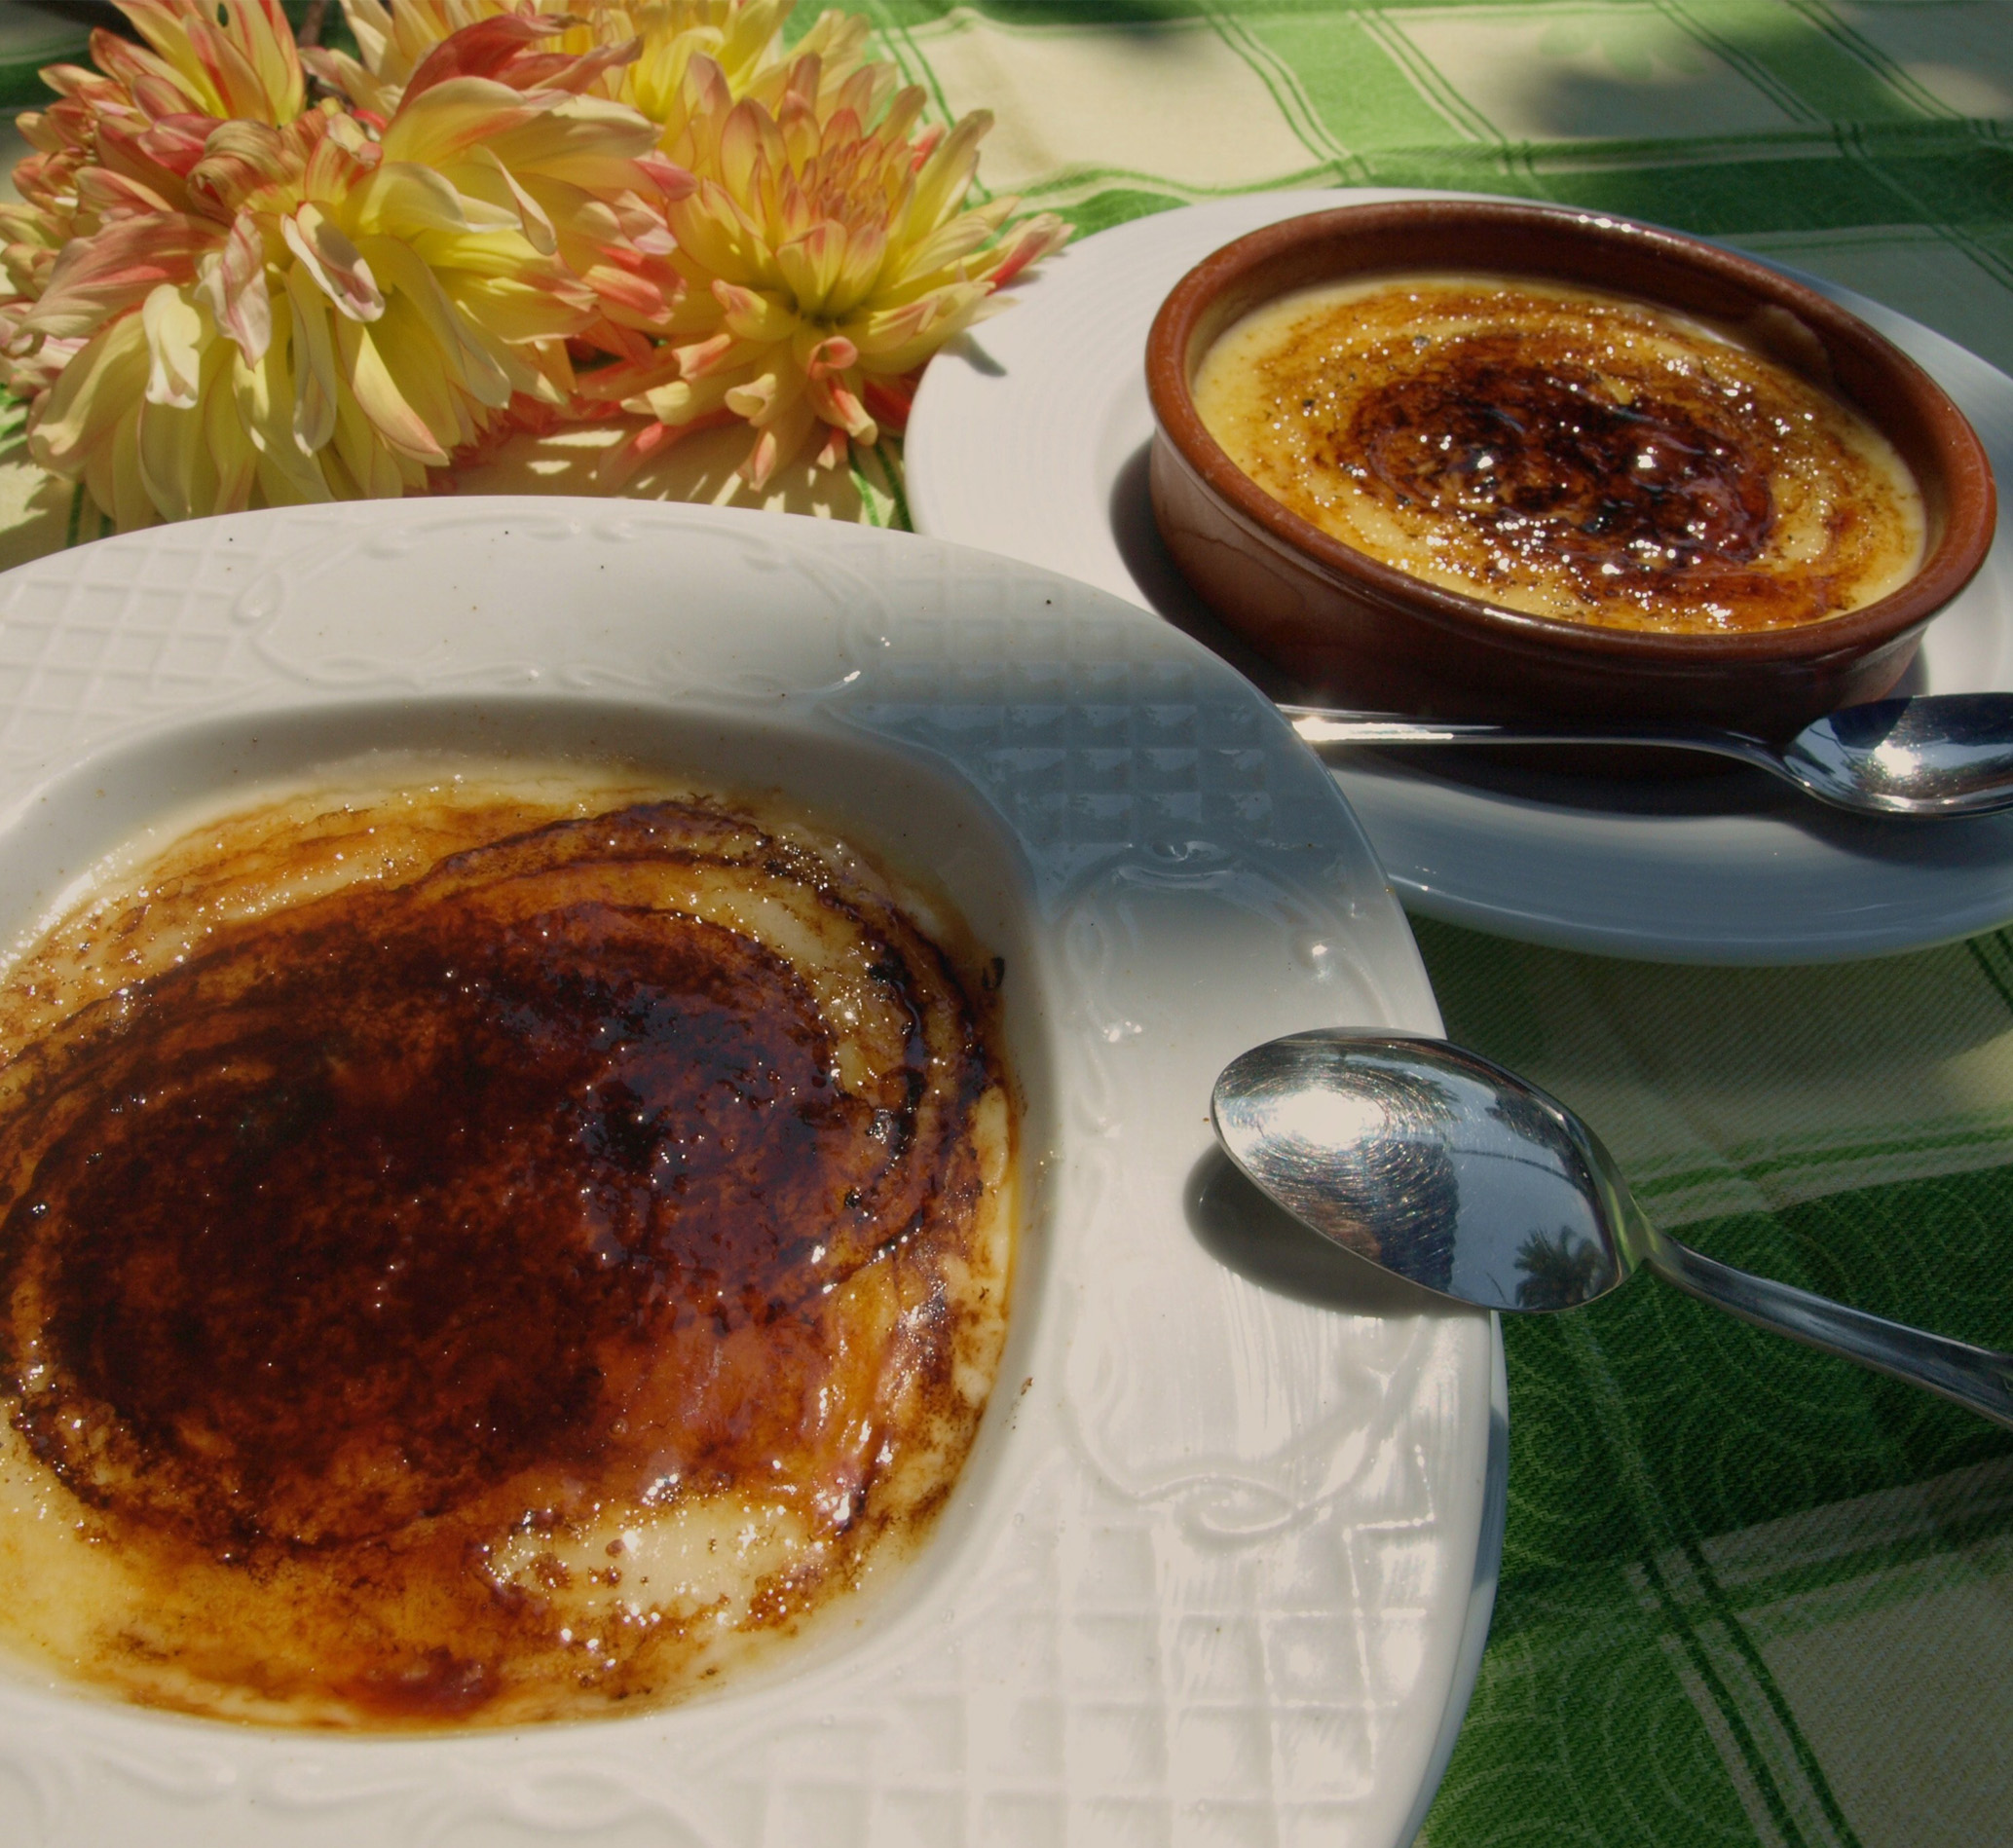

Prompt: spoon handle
xmin=1649 ymin=1236 xmax=2013 ymax=1429
xmin=1279 ymin=706 xmax=1776 ymax=772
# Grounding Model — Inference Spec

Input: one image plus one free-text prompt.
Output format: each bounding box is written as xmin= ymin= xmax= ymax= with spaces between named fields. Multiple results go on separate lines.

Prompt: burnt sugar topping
xmin=1193 ymin=275 xmax=1926 ymax=632
xmin=1343 ymin=332 xmax=1775 ymax=602
xmin=0 ymin=775 xmax=1015 ymax=1727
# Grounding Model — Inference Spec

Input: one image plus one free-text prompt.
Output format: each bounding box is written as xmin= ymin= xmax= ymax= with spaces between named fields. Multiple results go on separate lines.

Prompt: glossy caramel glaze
xmin=0 ymin=772 xmax=1014 ymax=1727
xmin=1194 ymin=275 xmax=1925 ymax=632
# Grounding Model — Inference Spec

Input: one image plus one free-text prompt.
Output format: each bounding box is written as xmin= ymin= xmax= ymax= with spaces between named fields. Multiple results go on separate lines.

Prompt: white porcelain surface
xmin=0 ymin=500 xmax=1496 ymax=1846
xmin=909 ymin=190 xmax=2013 ymax=964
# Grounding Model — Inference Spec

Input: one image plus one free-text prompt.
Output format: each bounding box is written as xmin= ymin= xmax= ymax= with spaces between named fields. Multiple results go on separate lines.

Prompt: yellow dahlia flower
xmin=321 ymin=1 xmax=1065 ymax=487
xmin=1 ymin=3 xmax=689 ymax=526
xmin=314 ymin=0 xmax=873 ymax=377
xmin=323 ymin=15 xmax=691 ymax=343
xmin=93 ymin=0 xmax=306 ymax=126
xmin=0 ymin=0 xmax=307 ymax=399
xmin=321 ymin=0 xmax=872 ymax=127
xmin=597 ymin=50 xmax=1067 ymax=487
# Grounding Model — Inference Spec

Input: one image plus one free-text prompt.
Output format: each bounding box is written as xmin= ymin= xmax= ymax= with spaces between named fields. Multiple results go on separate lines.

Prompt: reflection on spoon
xmin=1212 ymin=1030 xmax=2013 ymax=1428
xmin=1284 ymin=693 xmax=2013 ymax=818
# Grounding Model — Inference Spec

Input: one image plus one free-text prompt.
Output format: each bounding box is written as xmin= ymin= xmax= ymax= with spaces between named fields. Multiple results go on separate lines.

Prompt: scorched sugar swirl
xmin=0 ymin=769 xmax=1015 ymax=1728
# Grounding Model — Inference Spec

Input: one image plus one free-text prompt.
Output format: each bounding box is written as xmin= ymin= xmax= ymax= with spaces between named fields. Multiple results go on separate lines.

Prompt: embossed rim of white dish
xmin=0 ymin=499 xmax=1496 ymax=1848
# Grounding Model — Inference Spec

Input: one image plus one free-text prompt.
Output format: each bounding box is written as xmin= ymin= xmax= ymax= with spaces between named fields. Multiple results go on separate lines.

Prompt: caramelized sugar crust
xmin=1195 ymin=276 xmax=1925 ymax=632
xmin=0 ymin=787 xmax=1013 ymax=1727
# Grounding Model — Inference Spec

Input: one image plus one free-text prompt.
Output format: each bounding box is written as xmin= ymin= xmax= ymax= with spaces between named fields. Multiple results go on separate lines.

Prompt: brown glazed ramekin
xmin=1145 ymin=201 xmax=1996 ymax=741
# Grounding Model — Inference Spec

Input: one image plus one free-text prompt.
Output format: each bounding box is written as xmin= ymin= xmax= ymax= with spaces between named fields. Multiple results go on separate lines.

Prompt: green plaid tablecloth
xmin=4 ymin=4 xmax=2012 ymax=1843
xmin=1415 ymin=922 xmax=2013 ymax=1847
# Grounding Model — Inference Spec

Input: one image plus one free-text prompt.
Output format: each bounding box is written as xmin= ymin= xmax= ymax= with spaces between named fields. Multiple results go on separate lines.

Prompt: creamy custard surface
xmin=1193 ymin=273 xmax=1926 ymax=632
xmin=0 ymin=765 xmax=1015 ymax=1728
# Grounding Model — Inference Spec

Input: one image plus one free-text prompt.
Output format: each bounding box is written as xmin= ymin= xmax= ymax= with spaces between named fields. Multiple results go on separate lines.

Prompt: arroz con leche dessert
xmin=1193 ymin=273 xmax=1926 ymax=633
xmin=0 ymin=763 xmax=1015 ymax=1728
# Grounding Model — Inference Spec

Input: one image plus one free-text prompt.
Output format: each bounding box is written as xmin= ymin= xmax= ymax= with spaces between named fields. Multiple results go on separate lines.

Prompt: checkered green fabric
xmin=1413 ymin=920 xmax=2013 ymax=1847
xmin=860 ymin=0 xmax=2013 ymax=379
xmin=2 ymin=5 xmax=2011 ymax=1842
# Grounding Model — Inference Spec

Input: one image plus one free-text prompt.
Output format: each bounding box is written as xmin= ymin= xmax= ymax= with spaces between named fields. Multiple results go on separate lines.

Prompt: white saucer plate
xmin=0 ymin=500 xmax=1499 ymax=1847
xmin=908 ymin=190 xmax=2013 ymax=964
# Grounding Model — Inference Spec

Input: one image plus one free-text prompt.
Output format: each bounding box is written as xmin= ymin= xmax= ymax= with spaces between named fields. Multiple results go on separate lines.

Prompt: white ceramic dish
xmin=908 ymin=190 xmax=2013 ymax=964
xmin=0 ymin=500 xmax=1500 ymax=1847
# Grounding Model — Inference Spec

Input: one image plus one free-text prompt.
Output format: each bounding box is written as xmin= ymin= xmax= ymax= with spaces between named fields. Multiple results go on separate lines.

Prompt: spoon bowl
xmin=1212 ymin=1031 xmax=2013 ymax=1426
xmin=1284 ymin=692 xmax=2013 ymax=818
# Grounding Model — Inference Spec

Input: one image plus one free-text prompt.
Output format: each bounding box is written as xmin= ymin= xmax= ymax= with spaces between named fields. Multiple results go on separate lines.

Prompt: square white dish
xmin=0 ymin=500 xmax=1497 ymax=1846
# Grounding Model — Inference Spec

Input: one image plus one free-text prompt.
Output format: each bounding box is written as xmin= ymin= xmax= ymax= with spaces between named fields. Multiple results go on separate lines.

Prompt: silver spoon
xmin=1282 ymin=693 xmax=2013 ymax=818
xmin=1212 ymin=1030 xmax=2013 ymax=1427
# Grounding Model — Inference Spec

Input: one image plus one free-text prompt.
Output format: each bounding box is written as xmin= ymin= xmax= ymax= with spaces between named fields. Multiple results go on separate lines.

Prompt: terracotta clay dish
xmin=1146 ymin=200 xmax=1997 ymax=742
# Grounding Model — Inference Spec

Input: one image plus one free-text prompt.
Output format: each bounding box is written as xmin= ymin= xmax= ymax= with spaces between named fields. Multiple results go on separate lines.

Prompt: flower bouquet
xmin=0 ymin=0 xmax=1066 ymax=528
